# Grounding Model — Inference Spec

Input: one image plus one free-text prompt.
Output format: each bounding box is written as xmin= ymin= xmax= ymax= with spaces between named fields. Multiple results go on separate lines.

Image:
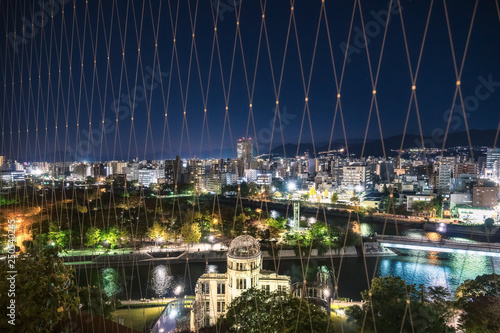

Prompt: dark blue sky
xmin=1 ymin=0 xmax=500 ymax=161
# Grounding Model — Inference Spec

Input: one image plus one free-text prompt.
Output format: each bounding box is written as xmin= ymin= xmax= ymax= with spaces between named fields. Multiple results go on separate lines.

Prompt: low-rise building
xmin=456 ymin=205 xmax=496 ymax=223
xmin=473 ymin=180 xmax=498 ymax=208
xmin=191 ymin=236 xmax=290 ymax=330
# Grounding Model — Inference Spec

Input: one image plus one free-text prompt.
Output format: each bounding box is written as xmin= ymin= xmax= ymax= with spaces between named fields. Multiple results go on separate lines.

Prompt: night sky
xmin=1 ymin=0 xmax=500 ymax=161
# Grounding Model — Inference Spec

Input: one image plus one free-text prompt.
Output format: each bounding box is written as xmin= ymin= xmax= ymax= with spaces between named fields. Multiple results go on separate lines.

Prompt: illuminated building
xmin=237 ymin=138 xmax=253 ymax=170
xmin=191 ymin=236 xmax=290 ymax=330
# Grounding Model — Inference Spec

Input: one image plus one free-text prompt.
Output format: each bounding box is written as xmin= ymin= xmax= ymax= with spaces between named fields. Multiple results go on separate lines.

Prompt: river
xmin=75 ymin=209 xmax=500 ymax=301
xmin=75 ymin=249 xmax=500 ymax=301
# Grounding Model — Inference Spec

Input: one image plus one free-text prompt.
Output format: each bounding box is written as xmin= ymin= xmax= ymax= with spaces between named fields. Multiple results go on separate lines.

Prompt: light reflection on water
xmin=205 ymin=265 xmax=218 ymax=274
xmin=101 ymin=267 xmax=122 ymax=297
xmin=360 ymin=224 xmax=372 ymax=237
xmin=377 ymin=250 xmax=500 ymax=295
xmin=79 ymin=251 xmax=499 ymax=301
xmin=148 ymin=265 xmax=174 ymax=297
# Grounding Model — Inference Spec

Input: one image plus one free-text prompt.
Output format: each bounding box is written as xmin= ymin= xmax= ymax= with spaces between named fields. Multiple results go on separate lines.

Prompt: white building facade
xmin=191 ymin=236 xmax=290 ymax=330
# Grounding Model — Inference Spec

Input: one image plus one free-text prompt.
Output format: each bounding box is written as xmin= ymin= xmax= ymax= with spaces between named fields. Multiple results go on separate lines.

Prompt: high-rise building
xmin=237 ymin=138 xmax=253 ymax=168
xmin=438 ymin=164 xmax=453 ymax=194
xmin=341 ymin=164 xmax=375 ymax=191
xmin=486 ymin=148 xmax=500 ymax=169
xmin=164 ymin=156 xmax=182 ymax=184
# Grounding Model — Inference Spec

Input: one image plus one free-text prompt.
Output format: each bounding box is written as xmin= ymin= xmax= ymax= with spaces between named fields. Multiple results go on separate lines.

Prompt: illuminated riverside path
xmin=377 ymin=235 xmax=500 ymax=257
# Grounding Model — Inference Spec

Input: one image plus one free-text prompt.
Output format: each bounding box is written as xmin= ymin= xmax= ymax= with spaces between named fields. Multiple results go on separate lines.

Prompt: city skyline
xmin=1 ymin=1 xmax=500 ymax=332
xmin=1 ymin=0 xmax=500 ymax=162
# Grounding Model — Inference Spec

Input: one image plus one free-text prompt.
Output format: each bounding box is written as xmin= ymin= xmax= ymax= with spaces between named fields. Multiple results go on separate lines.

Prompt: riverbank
xmin=64 ymin=246 xmax=362 ymax=268
xmin=223 ymin=198 xmax=500 ymax=240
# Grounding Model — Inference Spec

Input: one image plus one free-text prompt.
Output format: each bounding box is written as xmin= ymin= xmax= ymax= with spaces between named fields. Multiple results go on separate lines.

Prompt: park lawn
xmin=112 ymin=306 xmax=164 ymax=332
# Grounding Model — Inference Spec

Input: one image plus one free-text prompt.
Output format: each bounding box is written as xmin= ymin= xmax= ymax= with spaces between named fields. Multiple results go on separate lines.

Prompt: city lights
xmin=0 ymin=1 xmax=498 ymax=332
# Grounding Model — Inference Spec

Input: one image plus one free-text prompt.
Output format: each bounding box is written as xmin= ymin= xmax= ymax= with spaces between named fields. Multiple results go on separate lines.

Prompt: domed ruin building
xmin=190 ymin=235 xmax=290 ymax=329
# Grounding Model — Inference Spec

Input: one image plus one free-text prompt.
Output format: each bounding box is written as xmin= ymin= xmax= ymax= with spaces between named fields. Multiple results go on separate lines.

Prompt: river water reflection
xmin=76 ymin=250 xmax=500 ymax=301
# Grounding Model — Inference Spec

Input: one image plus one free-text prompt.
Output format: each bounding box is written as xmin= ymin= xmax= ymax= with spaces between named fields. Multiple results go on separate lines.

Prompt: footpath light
xmin=287 ymin=182 xmax=296 ymax=192
xmin=174 ymin=285 xmax=182 ymax=295
xmin=208 ymin=235 xmax=214 ymax=243
xmin=324 ymin=288 xmax=330 ymax=298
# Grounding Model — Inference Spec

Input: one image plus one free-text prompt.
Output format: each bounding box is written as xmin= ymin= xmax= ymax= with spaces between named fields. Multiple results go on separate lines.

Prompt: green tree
xmin=103 ymin=226 xmax=127 ymax=249
xmin=412 ymin=201 xmax=428 ymax=215
xmin=0 ymin=247 xmax=80 ymax=332
xmin=48 ymin=222 xmax=70 ymax=249
xmin=346 ymin=276 xmax=454 ymax=333
xmin=181 ymin=222 xmax=202 ymax=245
xmin=85 ymin=226 xmax=101 ymax=248
xmin=331 ymin=192 xmax=338 ymax=204
xmin=219 ymin=288 xmax=336 ymax=333
xmin=147 ymin=222 xmax=167 ymax=246
xmin=350 ymin=196 xmax=360 ymax=206
xmin=459 ymin=296 xmax=500 ymax=333
xmin=455 ymin=274 xmax=500 ymax=332
xmin=232 ymin=213 xmax=249 ymax=236
xmin=77 ymin=205 xmax=88 ymax=214
xmin=264 ymin=217 xmax=286 ymax=230
xmin=455 ymin=273 xmax=500 ymax=306
xmin=430 ymin=195 xmax=444 ymax=217
xmin=484 ymin=218 xmax=495 ymax=232
xmin=78 ymin=285 xmax=121 ymax=319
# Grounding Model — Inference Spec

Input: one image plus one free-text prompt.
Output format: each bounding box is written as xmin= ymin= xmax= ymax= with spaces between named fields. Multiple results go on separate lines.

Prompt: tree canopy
xmin=219 ymin=288 xmax=336 ymax=333
xmin=181 ymin=222 xmax=202 ymax=245
xmin=85 ymin=226 xmax=101 ymax=248
xmin=346 ymin=276 xmax=455 ymax=333
xmin=0 ymin=247 xmax=80 ymax=332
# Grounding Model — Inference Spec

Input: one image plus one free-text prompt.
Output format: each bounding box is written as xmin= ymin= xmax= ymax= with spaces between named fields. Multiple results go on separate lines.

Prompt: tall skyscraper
xmin=486 ymin=148 xmax=500 ymax=180
xmin=164 ymin=156 xmax=182 ymax=184
xmin=486 ymin=148 xmax=500 ymax=169
xmin=237 ymin=138 xmax=253 ymax=169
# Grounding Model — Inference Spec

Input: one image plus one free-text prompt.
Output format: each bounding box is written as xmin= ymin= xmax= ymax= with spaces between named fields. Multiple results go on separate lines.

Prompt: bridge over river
xmin=376 ymin=235 xmax=500 ymax=257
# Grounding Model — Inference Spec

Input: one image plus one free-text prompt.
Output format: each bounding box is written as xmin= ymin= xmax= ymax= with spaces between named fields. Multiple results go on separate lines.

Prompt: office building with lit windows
xmin=237 ymin=138 xmax=254 ymax=169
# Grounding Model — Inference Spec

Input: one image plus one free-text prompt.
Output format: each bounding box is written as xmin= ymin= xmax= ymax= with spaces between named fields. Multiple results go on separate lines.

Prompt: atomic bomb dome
xmin=191 ymin=235 xmax=290 ymax=330
xmin=228 ymin=235 xmax=261 ymax=258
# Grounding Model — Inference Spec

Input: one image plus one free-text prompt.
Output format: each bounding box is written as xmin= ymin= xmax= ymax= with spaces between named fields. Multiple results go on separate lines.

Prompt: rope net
xmin=1 ymin=0 xmax=500 ymax=332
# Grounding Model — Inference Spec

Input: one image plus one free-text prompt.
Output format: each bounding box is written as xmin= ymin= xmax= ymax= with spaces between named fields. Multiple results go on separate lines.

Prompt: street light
xmin=287 ymin=182 xmax=296 ymax=192
xmin=174 ymin=285 xmax=182 ymax=295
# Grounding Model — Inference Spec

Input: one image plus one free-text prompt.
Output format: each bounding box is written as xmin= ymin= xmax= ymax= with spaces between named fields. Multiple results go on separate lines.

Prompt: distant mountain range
xmin=44 ymin=129 xmax=498 ymax=162
xmin=267 ymin=129 xmax=499 ymax=157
